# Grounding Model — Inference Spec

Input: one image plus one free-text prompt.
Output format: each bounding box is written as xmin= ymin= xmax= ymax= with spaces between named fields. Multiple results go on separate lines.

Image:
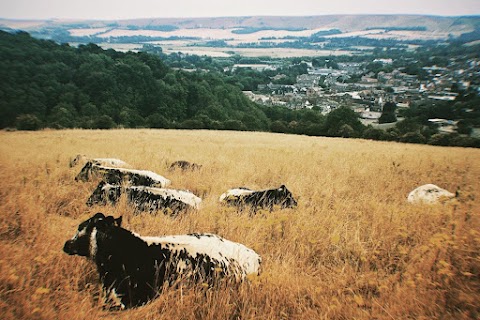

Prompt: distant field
xmin=1 ymin=129 xmax=479 ymax=319
xmin=161 ymin=46 xmax=360 ymax=58
xmin=87 ymin=42 xmax=361 ymax=57
xmin=91 ymin=27 xmax=330 ymax=42
xmin=66 ymin=24 xmax=454 ymax=57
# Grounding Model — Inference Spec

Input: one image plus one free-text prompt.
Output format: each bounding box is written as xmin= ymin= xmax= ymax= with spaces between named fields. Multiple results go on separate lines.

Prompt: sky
xmin=1 ymin=0 xmax=480 ymax=20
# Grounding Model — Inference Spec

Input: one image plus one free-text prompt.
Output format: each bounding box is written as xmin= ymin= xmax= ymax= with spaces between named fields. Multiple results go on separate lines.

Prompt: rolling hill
xmin=1 ymin=14 xmax=479 ymax=42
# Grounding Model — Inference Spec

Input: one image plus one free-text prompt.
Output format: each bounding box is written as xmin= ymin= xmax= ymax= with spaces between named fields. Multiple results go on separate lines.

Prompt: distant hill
xmin=1 ymin=14 xmax=479 ymax=36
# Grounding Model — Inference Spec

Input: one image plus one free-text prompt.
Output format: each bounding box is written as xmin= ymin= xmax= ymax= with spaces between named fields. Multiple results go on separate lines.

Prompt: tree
xmin=323 ymin=107 xmax=364 ymax=137
xmin=338 ymin=124 xmax=355 ymax=138
xmin=146 ymin=113 xmax=170 ymax=129
xmin=95 ymin=115 xmax=116 ymax=129
xmin=270 ymin=120 xmax=288 ymax=133
xmin=400 ymin=132 xmax=426 ymax=144
xmin=456 ymin=120 xmax=473 ymax=135
xmin=15 ymin=114 xmax=42 ymax=130
xmin=48 ymin=102 xmax=77 ymax=128
xmin=379 ymin=102 xmax=397 ymax=124
xmin=362 ymin=126 xmax=386 ymax=140
xmin=223 ymin=120 xmax=247 ymax=131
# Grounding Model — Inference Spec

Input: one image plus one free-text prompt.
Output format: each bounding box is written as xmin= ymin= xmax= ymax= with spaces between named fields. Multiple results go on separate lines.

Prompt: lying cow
xmin=220 ymin=185 xmax=297 ymax=212
xmin=75 ymin=161 xmax=171 ymax=188
xmin=407 ymin=184 xmax=456 ymax=204
xmin=168 ymin=160 xmax=202 ymax=171
xmin=69 ymin=154 xmax=130 ymax=168
xmin=87 ymin=182 xmax=201 ymax=215
xmin=63 ymin=212 xmax=261 ymax=309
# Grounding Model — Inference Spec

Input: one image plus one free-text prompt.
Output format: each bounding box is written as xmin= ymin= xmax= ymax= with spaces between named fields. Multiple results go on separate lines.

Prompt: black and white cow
xmin=75 ymin=161 xmax=171 ymax=188
xmin=63 ymin=213 xmax=261 ymax=309
xmin=69 ymin=154 xmax=130 ymax=168
xmin=87 ymin=182 xmax=201 ymax=215
xmin=168 ymin=160 xmax=202 ymax=171
xmin=220 ymin=185 xmax=298 ymax=212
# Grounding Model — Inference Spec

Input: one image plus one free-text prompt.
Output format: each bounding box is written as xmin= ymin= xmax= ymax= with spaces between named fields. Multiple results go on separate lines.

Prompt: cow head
xmin=278 ymin=185 xmax=298 ymax=208
xmin=63 ymin=212 xmax=122 ymax=258
xmin=86 ymin=181 xmax=121 ymax=206
xmin=69 ymin=154 xmax=86 ymax=168
xmin=75 ymin=161 xmax=94 ymax=181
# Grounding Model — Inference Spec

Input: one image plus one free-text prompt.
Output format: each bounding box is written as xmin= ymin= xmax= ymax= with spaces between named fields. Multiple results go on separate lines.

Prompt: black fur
xmin=75 ymin=161 xmax=165 ymax=187
xmin=223 ymin=185 xmax=297 ymax=213
xmin=86 ymin=182 xmax=196 ymax=215
xmin=63 ymin=213 xmax=231 ymax=309
xmin=168 ymin=160 xmax=202 ymax=171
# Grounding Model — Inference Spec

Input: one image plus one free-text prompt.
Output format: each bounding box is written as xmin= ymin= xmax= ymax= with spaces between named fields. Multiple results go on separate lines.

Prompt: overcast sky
xmin=2 ymin=0 xmax=480 ymax=20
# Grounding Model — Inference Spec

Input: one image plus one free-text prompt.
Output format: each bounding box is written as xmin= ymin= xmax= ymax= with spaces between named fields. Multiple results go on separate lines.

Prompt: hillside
xmin=0 ymin=129 xmax=479 ymax=319
xmin=2 ymin=14 xmax=478 ymax=33
xmin=1 ymin=14 xmax=479 ymax=43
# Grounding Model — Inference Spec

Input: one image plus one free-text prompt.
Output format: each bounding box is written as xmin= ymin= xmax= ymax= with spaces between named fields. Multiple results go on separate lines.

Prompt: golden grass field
xmin=0 ymin=129 xmax=479 ymax=319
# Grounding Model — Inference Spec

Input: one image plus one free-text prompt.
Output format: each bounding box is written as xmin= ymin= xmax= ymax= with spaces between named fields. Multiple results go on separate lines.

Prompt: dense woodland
xmin=1 ymin=30 xmax=480 ymax=147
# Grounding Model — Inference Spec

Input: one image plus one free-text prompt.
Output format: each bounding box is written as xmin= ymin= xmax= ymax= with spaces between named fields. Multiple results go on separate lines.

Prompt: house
xmin=296 ymin=74 xmax=321 ymax=88
xmin=428 ymin=118 xmax=458 ymax=133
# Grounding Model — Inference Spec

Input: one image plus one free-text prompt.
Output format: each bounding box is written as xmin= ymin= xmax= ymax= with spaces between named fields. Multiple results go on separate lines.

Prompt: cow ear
xmin=93 ymin=212 xmax=105 ymax=219
xmin=114 ymin=216 xmax=122 ymax=227
xmin=279 ymin=185 xmax=286 ymax=191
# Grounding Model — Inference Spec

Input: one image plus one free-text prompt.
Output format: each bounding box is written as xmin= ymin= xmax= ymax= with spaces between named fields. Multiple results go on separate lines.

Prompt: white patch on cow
xmin=219 ymin=188 xmax=255 ymax=202
xmin=72 ymin=227 xmax=87 ymax=240
xmin=407 ymin=184 xmax=455 ymax=204
xmin=90 ymin=228 xmax=98 ymax=259
xmin=93 ymin=158 xmax=129 ymax=168
xmin=71 ymin=155 xmax=130 ymax=168
xmin=95 ymin=165 xmax=171 ymax=187
xmin=140 ymin=233 xmax=261 ymax=278
xmin=175 ymin=260 xmax=188 ymax=273
xmin=131 ymin=186 xmax=201 ymax=209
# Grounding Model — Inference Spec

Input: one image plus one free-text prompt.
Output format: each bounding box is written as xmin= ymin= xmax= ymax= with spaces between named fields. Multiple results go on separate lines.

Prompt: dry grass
xmin=0 ymin=129 xmax=479 ymax=320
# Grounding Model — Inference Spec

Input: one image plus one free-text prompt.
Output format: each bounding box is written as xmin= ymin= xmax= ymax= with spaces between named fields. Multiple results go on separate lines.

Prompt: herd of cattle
xmin=63 ymin=154 xmax=457 ymax=309
xmin=71 ymin=154 xmax=297 ymax=215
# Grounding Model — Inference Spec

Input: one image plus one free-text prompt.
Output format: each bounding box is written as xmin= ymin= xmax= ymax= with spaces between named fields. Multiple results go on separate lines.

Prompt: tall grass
xmin=0 ymin=129 xmax=479 ymax=319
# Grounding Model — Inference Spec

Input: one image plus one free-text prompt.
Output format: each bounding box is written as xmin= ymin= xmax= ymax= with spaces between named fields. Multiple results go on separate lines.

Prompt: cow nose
xmin=63 ymin=240 xmax=75 ymax=255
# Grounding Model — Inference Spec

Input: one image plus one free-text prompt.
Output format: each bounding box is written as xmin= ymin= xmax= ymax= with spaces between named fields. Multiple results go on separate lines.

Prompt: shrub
xmin=94 ymin=115 xmax=116 ymax=129
xmin=15 ymin=114 xmax=42 ymax=131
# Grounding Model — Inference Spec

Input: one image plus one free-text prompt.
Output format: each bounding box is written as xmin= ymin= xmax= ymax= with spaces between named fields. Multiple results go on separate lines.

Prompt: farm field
xmin=94 ymin=41 xmax=360 ymax=57
xmin=160 ymin=46 xmax=359 ymax=58
xmin=0 ymin=129 xmax=479 ymax=319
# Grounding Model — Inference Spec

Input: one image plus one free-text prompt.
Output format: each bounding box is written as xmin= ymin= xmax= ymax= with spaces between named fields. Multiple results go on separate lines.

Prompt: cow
xmin=63 ymin=212 xmax=261 ymax=309
xmin=220 ymin=185 xmax=298 ymax=213
xmin=69 ymin=154 xmax=130 ymax=168
xmin=407 ymin=184 xmax=456 ymax=204
xmin=75 ymin=161 xmax=171 ymax=188
xmin=168 ymin=160 xmax=202 ymax=172
xmin=87 ymin=182 xmax=201 ymax=215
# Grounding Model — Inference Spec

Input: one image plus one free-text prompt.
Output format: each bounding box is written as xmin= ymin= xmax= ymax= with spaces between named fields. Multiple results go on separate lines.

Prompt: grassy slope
xmin=0 ymin=129 xmax=479 ymax=319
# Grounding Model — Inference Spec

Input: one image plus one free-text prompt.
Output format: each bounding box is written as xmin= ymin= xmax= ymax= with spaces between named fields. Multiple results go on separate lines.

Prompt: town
xmin=241 ymin=55 xmax=480 ymax=132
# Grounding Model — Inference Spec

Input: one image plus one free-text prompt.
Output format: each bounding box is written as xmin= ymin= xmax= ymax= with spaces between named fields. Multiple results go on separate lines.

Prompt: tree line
xmin=0 ymin=31 xmax=269 ymax=131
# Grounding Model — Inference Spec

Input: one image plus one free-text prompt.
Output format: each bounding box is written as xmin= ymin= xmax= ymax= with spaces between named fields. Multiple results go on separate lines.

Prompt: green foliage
xmin=0 ymin=31 xmax=264 ymax=131
xmin=15 ymin=114 xmax=42 ymax=131
xmin=362 ymin=126 xmax=387 ymax=140
xmin=223 ymin=120 xmax=247 ymax=131
xmin=270 ymin=120 xmax=288 ymax=133
xmin=399 ymin=132 xmax=427 ymax=144
xmin=95 ymin=115 xmax=116 ymax=129
xmin=456 ymin=120 xmax=473 ymax=135
xmin=379 ymin=102 xmax=397 ymax=124
xmin=324 ymin=107 xmax=364 ymax=137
